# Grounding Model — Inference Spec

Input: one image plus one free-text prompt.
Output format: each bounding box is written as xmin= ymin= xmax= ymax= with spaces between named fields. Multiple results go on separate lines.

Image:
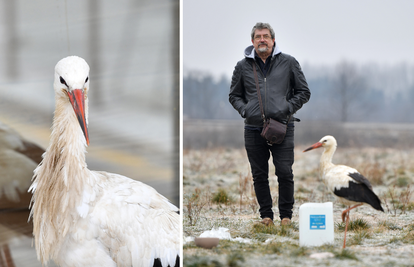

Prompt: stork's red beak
xmin=303 ymin=142 xmax=322 ymax=152
xmin=68 ymin=89 xmax=89 ymax=146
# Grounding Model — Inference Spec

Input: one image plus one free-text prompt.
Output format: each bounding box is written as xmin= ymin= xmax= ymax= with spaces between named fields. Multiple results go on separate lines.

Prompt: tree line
xmin=183 ymin=61 xmax=414 ymax=123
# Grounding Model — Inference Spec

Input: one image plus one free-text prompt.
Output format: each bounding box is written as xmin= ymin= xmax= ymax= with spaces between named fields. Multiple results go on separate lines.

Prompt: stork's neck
xmin=319 ymin=145 xmax=336 ymax=178
xmin=49 ymin=96 xmax=89 ymax=166
xmin=36 ymin=95 xmax=90 ymax=207
xmin=36 ymin=94 xmax=90 ymax=198
xmin=31 ymin=95 xmax=90 ymax=262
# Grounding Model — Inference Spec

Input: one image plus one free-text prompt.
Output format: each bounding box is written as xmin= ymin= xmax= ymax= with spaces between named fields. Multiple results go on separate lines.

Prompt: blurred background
xmin=0 ymin=0 xmax=179 ymax=266
xmin=183 ymin=0 xmax=414 ymax=149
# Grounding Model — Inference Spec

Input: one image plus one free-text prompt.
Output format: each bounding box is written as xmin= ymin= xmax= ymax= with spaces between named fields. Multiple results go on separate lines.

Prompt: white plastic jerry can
xmin=299 ymin=202 xmax=334 ymax=247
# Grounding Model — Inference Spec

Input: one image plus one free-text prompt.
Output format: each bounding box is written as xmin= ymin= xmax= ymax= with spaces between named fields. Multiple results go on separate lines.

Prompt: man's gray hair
xmin=251 ymin=22 xmax=275 ymax=40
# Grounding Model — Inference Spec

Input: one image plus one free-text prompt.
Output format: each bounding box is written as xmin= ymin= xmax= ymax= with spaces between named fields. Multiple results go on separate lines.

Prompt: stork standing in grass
xmin=303 ymin=135 xmax=383 ymax=249
xmin=29 ymin=56 xmax=180 ymax=267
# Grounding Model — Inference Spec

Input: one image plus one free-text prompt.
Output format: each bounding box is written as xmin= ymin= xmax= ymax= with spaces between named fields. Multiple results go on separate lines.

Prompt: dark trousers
xmin=244 ymin=124 xmax=295 ymax=220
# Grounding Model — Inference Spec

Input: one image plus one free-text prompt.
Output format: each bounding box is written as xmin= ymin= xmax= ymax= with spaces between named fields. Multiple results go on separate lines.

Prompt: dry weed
xmin=238 ymin=173 xmax=249 ymax=211
xmin=356 ymin=160 xmax=386 ymax=185
xmin=184 ymin=147 xmax=414 ymax=266
xmin=184 ymin=188 xmax=207 ymax=226
xmin=383 ymin=185 xmax=414 ymax=215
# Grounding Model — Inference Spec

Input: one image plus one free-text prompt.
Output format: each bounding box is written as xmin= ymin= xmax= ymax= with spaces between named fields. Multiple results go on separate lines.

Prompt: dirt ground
xmin=183 ymin=146 xmax=414 ymax=267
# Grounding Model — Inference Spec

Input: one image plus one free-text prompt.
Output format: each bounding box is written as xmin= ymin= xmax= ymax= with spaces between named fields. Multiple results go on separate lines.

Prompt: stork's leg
xmin=341 ymin=204 xmax=363 ymax=249
xmin=341 ymin=207 xmax=349 ymax=222
xmin=341 ymin=204 xmax=363 ymax=222
xmin=343 ymin=211 xmax=350 ymax=249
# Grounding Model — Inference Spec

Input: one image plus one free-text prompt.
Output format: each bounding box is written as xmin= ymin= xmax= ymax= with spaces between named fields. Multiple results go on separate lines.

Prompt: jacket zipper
xmin=263 ymin=58 xmax=276 ymax=119
xmin=264 ymin=77 xmax=267 ymax=118
xmin=255 ymin=62 xmax=267 ymax=120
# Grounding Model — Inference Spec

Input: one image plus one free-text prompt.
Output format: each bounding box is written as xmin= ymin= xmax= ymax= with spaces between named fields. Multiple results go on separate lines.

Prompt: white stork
xmin=0 ymin=121 xmax=44 ymax=266
xmin=303 ymin=135 xmax=383 ymax=249
xmin=29 ymin=56 xmax=180 ymax=267
xmin=0 ymin=121 xmax=44 ymax=208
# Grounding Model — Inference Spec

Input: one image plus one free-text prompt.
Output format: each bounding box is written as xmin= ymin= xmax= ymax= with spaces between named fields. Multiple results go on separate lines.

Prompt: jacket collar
xmin=244 ymin=43 xmax=282 ymax=59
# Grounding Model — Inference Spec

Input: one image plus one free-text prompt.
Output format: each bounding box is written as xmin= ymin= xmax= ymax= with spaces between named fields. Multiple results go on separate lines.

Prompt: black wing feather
xmin=348 ymin=172 xmax=373 ymax=190
xmin=334 ymin=180 xmax=384 ymax=212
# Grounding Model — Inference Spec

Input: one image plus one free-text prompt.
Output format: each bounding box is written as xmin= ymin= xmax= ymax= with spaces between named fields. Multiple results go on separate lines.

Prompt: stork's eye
xmin=85 ymin=77 xmax=89 ymax=83
xmin=60 ymin=76 xmax=68 ymax=87
xmin=323 ymin=140 xmax=327 ymax=143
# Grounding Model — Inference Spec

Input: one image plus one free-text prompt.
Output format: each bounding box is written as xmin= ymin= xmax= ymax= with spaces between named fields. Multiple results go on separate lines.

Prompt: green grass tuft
xmin=212 ymin=188 xmax=233 ymax=204
xmin=336 ymin=217 xmax=370 ymax=232
xmin=226 ymin=252 xmax=245 ymax=267
xmin=334 ymin=249 xmax=358 ymax=260
xmin=406 ymin=223 xmax=414 ymax=231
xmin=251 ymin=223 xmax=292 ymax=237
xmin=184 ymin=256 xmax=224 ymax=267
xmin=377 ymin=220 xmax=402 ymax=231
xmin=348 ymin=229 xmax=372 ymax=246
xmin=396 ymin=176 xmax=410 ymax=187
xmin=400 ymin=231 xmax=414 ymax=244
xmin=289 ymin=246 xmax=309 ymax=257
xmin=265 ymin=242 xmax=284 ymax=254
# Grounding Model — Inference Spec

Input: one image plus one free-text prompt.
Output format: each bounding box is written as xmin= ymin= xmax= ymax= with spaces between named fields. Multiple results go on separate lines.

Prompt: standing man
xmin=229 ymin=22 xmax=310 ymax=226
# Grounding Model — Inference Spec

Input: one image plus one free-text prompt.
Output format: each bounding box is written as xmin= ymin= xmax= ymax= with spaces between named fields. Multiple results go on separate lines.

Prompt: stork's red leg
xmin=343 ymin=212 xmax=350 ymax=249
xmin=341 ymin=204 xmax=363 ymax=222
xmin=341 ymin=207 xmax=349 ymax=222
xmin=341 ymin=204 xmax=363 ymax=249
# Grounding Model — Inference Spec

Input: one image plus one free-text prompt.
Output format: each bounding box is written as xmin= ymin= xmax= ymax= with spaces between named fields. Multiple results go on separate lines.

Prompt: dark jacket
xmin=229 ymin=44 xmax=311 ymax=127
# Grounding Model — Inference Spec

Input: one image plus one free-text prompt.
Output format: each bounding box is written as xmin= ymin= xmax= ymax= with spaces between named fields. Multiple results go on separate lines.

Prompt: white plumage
xmin=29 ymin=56 xmax=179 ymax=267
xmin=303 ymin=135 xmax=383 ymax=248
xmin=0 ymin=122 xmax=44 ymax=266
xmin=0 ymin=121 xmax=43 ymax=205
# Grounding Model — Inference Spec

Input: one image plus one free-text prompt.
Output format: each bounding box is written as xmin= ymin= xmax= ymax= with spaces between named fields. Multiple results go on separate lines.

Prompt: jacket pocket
xmin=244 ymin=100 xmax=254 ymax=118
xmin=268 ymin=97 xmax=291 ymax=122
xmin=244 ymin=100 xmax=262 ymax=125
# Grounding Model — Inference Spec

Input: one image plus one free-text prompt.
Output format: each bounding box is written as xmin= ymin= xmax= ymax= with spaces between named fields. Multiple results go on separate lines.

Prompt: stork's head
xmin=54 ymin=56 xmax=90 ymax=145
xmin=303 ymin=135 xmax=337 ymax=152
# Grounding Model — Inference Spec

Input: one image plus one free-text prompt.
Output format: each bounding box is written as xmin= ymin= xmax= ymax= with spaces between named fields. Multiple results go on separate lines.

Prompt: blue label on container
xmin=310 ymin=215 xmax=326 ymax=230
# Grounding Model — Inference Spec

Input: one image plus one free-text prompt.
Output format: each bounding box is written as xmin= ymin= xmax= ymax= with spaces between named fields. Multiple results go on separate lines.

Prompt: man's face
xmin=252 ymin=28 xmax=275 ymax=54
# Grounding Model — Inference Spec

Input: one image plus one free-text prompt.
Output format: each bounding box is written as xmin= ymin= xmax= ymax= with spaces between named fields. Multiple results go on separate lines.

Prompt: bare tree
xmin=332 ymin=61 xmax=366 ymax=122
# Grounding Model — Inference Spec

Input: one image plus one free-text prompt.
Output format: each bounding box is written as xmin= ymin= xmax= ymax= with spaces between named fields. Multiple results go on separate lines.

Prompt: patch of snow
xmin=309 ymin=252 xmax=335 ymax=259
xmin=199 ymin=227 xmax=232 ymax=239
xmin=198 ymin=227 xmax=252 ymax=243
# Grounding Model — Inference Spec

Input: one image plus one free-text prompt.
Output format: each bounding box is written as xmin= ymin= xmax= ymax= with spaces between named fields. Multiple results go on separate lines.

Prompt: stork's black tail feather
xmin=153 ymin=256 xmax=180 ymax=267
xmin=364 ymin=188 xmax=384 ymax=212
xmin=334 ymin=180 xmax=384 ymax=212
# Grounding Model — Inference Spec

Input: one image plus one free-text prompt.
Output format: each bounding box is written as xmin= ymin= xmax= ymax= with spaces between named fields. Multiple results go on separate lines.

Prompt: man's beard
xmin=257 ymin=43 xmax=268 ymax=53
xmin=258 ymin=46 xmax=268 ymax=53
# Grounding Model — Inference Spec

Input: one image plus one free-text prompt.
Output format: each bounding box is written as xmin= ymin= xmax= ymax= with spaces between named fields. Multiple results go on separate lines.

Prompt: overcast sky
xmin=183 ymin=0 xmax=414 ymax=78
